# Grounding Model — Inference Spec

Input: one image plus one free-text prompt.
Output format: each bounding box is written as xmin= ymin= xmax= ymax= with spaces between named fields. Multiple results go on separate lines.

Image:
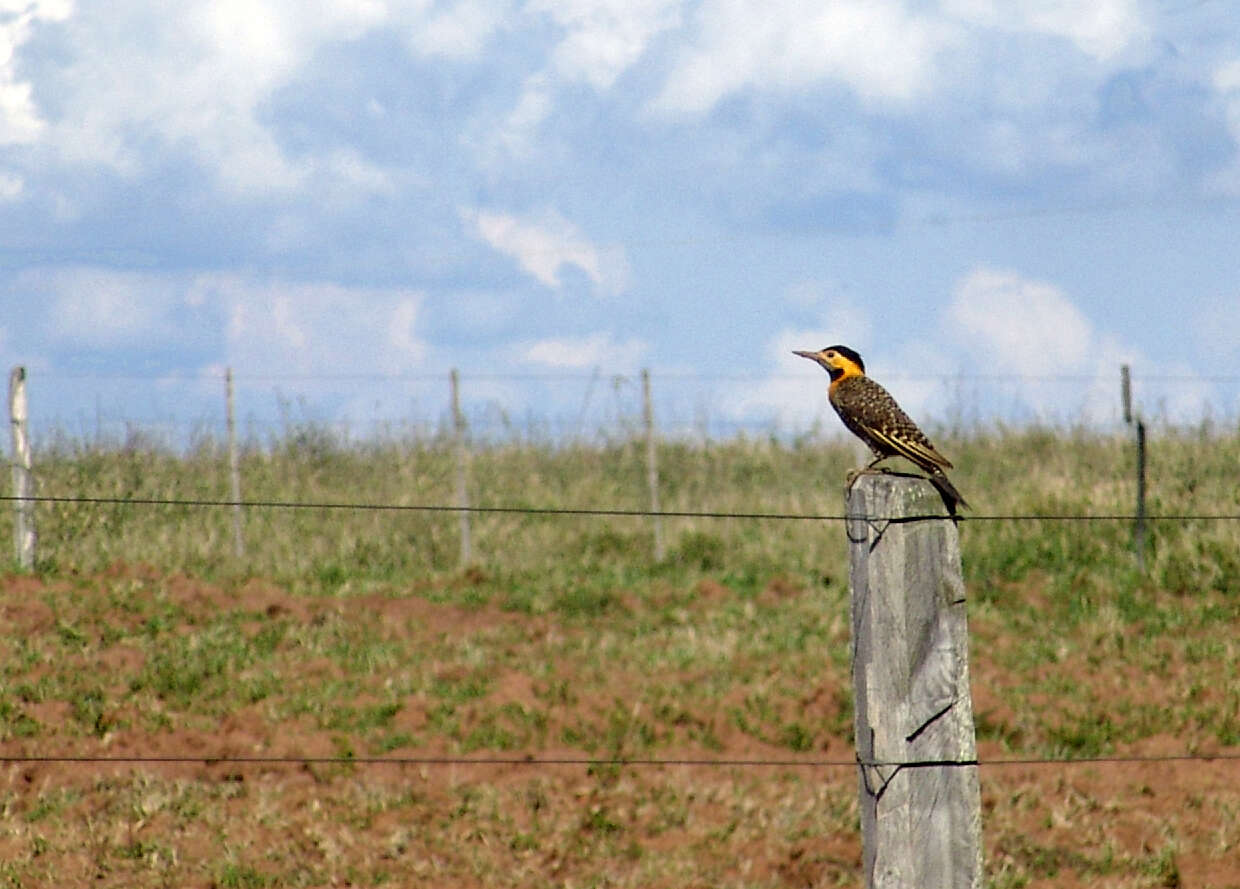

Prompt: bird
xmin=793 ymin=345 xmax=969 ymax=513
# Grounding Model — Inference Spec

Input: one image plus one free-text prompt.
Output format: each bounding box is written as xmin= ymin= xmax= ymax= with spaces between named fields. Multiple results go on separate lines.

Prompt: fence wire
xmin=3 ymin=752 xmax=1240 ymax=769
xmin=3 ymin=493 xmax=1238 ymax=523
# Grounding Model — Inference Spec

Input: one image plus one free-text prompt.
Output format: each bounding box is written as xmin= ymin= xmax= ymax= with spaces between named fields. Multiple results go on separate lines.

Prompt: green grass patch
xmin=0 ymin=427 xmax=1236 ymax=885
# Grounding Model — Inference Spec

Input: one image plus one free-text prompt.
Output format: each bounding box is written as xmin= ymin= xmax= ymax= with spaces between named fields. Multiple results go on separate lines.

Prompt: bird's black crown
xmin=824 ymin=345 xmax=865 ymax=373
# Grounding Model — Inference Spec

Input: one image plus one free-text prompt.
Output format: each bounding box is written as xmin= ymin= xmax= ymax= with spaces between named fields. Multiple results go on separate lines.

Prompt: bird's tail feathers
xmin=929 ymin=471 xmax=969 ymax=515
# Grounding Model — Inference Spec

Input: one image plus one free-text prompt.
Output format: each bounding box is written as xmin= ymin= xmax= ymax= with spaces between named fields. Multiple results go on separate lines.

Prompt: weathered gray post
xmin=846 ymin=472 xmax=981 ymax=889
xmin=1120 ymin=364 xmax=1132 ymax=425
xmin=8 ymin=366 xmax=35 ymax=570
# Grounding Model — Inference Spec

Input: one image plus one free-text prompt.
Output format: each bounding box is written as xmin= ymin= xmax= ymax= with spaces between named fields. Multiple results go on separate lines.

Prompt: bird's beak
xmin=792 ymin=350 xmax=821 ymax=362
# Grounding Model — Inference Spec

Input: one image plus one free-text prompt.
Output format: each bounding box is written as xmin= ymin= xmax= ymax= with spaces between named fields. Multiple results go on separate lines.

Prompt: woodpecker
xmin=793 ymin=345 xmax=969 ymax=513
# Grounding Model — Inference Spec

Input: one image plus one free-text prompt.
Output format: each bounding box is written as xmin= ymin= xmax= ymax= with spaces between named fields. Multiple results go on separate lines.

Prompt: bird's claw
xmin=844 ymin=465 xmax=895 ymax=493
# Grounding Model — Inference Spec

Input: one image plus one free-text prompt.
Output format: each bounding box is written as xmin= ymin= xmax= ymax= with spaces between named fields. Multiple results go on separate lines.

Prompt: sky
xmin=0 ymin=0 xmax=1238 ymax=444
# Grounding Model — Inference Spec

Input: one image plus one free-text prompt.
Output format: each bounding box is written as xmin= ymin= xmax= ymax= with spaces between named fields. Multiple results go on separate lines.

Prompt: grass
xmin=0 ymin=424 xmax=1237 ymax=886
xmin=16 ymin=424 xmax=1240 ymax=602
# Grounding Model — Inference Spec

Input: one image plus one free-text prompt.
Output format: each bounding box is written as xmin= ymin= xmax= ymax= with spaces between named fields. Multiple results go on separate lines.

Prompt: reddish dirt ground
xmin=0 ymin=569 xmax=1237 ymax=887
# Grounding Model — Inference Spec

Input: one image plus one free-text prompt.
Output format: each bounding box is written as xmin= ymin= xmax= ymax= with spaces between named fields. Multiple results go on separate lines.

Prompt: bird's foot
xmin=844 ymin=466 xmax=895 ymax=492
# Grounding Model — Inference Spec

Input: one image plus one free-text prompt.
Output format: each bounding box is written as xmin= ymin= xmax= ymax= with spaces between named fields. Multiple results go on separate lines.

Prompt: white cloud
xmin=19 ymin=267 xmax=430 ymax=382
xmin=320 ymin=148 xmax=397 ymax=195
xmin=943 ymin=0 xmax=1147 ymax=62
xmin=946 ymin=266 xmax=1139 ymax=422
xmin=0 ymin=76 xmax=42 ymax=145
xmin=482 ymin=0 xmax=679 ymax=160
xmin=948 ymin=267 xmax=1092 ymax=378
xmin=25 ymin=266 xmax=184 ymax=347
xmin=529 ymin=0 xmax=681 ymax=90
xmin=1208 ymin=58 xmax=1240 ymax=195
xmin=462 ymin=207 xmax=630 ymax=295
xmin=199 ymin=275 xmax=427 ymax=375
xmin=0 ymin=0 xmax=72 ymax=145
xmin=31 ymin=0 xmax=395 ymax=195
xmin=387 ymin=298 xmax=422 ymax=355
xmin=491 ymin=74 xmax=555 ymax=160
xmin=650 ymin=0 xmax=1151 ymax=116
xmin=13 ymin=263 xmax=423 ymax=363
xmin=407 ymin=0 xmax=508 ymax=60
xmin=1217 ymin=59 xmax=1240 ymax=94
xmin=0 ymin=169 xmax=23 ymax=200
xmin=3 ymin=0 xmax=513 ymax=196
xmin=520 ymin=332 xmax=647 ymax=371
xmin=652 ymin=0 xmax=955 ymax=114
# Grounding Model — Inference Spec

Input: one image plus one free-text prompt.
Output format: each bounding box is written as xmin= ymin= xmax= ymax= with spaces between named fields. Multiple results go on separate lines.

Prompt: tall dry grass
xmin=7 ymin=425 xmax=1238 ymax=608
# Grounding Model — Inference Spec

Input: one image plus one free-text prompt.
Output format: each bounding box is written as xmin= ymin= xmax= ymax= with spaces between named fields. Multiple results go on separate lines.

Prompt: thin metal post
xmin=451 ymin=369 xmax=471 ymax=567
xmin=9 ymin=366 xmax=35 ymax=570
xmin=1123 ymin=365 xmax=1147 ymax=570
xmin=1135 ymin=419 xmax=1146 ymax=571
xmin=226 ymin=368 xmax=244 ymax=559
xmin=641 ymin=369 xmax=665 ymax=561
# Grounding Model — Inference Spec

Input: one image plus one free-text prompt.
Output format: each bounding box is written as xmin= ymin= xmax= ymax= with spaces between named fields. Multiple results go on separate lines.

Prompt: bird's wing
xmin=867 ymin=425 xmax=954 ymax=472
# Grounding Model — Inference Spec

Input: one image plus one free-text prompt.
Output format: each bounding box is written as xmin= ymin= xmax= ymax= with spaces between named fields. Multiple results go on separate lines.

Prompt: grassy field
xmin=1 ymin=426 xmax=1238 ymax=887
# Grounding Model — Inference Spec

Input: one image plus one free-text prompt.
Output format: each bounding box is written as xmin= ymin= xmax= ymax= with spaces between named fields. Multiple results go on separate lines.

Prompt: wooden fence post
xmin=226 ymin=368 xmax=244 ymax=559
xmin=1120 ymin=364 xmax=1132 ymax=425
xmin=641 ymin=369 xmax=665 ymax=561
xmin=450 ymin=369 xmax=471 ymax=567
xmin=846 ymin=473 xmax=982 ymax=889
xmin=8 ymin=366 xmax=36 ymax=570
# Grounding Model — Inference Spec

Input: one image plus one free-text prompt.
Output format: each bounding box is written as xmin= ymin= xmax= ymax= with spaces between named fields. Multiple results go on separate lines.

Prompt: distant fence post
xmin=1120 ymin=364 xmax=1132 ymax=425
xmin=846 ymin=473 xmax=982 ymax=889
xmin=8 ymin=366 xmax=36 ymax=570
xmin=1121 ymin=364 xmax=1146 ymax=570
xmin=641 ymin=369 xmax=665 ymax=561
xmin=226 ymin=368 xmax=244 ymax=559
xmin=450 ymin=369 xmax=471 ymax=567
xmin=1134 ymin=419 xmax=1147 ymax=570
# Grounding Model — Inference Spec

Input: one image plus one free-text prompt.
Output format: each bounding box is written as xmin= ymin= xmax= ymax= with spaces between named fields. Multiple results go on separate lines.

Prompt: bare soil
xmin=0 ymin=569 xmax=1237 ymax=888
